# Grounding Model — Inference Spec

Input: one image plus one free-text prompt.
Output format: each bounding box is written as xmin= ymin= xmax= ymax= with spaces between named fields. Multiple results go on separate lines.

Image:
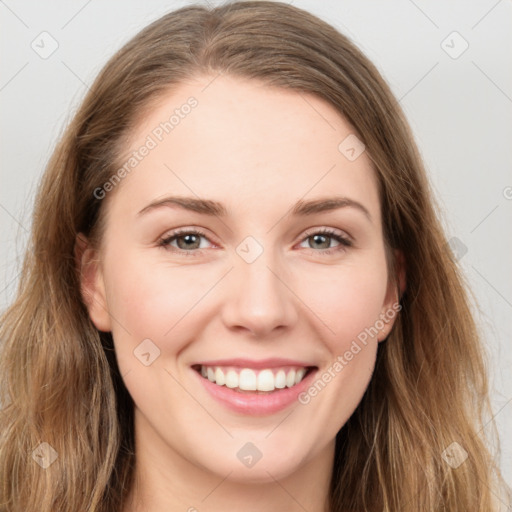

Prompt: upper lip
xmin=192 ymin=358 xmax=317 ymax=369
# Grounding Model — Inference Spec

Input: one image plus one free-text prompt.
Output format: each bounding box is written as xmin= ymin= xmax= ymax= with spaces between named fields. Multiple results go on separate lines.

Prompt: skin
xmin=77 ymin=73 xmax=404 ymax=512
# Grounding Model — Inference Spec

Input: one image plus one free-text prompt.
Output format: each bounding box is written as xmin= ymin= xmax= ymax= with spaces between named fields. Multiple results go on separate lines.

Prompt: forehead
xmin=109 ymin=74 xmax=381 ymax=224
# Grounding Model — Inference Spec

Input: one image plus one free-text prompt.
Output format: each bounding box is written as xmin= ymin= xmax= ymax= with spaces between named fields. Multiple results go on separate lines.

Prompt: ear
xmin=377 ymin=248 xmax=406 ymax=342
xmin=74 ymin=232 xmax=112 ymax=332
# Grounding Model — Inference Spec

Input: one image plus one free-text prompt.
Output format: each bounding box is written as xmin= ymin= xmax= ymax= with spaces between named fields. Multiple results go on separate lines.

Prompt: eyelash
xmin=158 ymin=227 xmax=353 ymax=257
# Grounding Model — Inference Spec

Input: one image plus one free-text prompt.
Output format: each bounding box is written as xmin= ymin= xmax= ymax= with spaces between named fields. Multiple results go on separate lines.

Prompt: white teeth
xmin=215 ymin=367 xmax=225 ymax=386
xmin=275 ymin=370 xmax=286 ymax=389
xmin=257 ymin=369 xmax=275 ymax=391
xmin=239 ymin=369 xmax=257 ymax=391
xmin=286 ymin=369 xmax=296 ymax=388
xmin=295 ymin=368 xmax=306 ymax=385
xmin=198 ymin=365 xmax=310 ymax=391
xmin=225 ymin=370 xmax=238 ymax=388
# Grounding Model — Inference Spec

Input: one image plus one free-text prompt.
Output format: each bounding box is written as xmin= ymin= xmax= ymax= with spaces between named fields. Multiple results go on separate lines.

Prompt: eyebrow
xmin=137 ymin=195 xmax=372 ymax=222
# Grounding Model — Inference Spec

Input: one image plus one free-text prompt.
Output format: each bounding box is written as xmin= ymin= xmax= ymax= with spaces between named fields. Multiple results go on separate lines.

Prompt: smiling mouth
xmin=191 ymin=364 xmax=317 ymax=394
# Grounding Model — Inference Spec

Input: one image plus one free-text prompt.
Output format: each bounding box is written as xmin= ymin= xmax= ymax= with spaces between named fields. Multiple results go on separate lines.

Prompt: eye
xmin=158 ymin=228 xmax=212 ymax=256
xmin=297 ymin=227 xmax=352 ymax=256
xmin=158 ymin=227 xmax=352 ymax=257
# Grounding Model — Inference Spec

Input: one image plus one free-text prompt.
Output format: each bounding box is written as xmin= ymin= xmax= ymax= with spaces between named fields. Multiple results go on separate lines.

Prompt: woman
xmin=0 ymin=1 xmax=509 ymax=511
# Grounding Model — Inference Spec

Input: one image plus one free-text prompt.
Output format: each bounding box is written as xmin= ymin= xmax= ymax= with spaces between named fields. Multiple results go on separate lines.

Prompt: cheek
xmin=101 ymin=250 xmax=211 ymax=360
xmin=293 ymin=256 xmax=389 ymax=351
xmin=294 ymin=260 xmax=387 ymax=425
xmin=118 ymin=271 xmax=204 ymax=329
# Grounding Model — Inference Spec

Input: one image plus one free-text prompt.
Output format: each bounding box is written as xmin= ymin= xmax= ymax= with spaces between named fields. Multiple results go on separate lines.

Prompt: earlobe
xmin=74 ymin=232 xmax=112 ymax=332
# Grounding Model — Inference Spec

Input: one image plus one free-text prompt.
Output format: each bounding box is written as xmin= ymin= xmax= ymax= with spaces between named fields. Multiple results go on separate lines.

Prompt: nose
xmin=220 ymin=248 xmax=298 ymax=338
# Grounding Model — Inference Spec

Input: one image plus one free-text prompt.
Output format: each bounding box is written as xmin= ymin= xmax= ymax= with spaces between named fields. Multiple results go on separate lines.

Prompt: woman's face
xmin=80 ymin=74 xmax=401 ymax=485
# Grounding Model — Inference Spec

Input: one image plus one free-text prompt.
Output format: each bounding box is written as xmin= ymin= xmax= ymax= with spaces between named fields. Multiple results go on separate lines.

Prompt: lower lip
xmin=192 ymin=367 xmax=318 ymax=416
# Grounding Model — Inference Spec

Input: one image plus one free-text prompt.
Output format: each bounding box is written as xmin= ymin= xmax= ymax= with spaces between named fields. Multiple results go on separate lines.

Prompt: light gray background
xmin=1 ymin=0 xmax=511 ymax=489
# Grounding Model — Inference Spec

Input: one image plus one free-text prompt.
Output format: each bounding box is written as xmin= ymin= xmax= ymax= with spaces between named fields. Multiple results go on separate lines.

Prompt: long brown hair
xmin=0 ymin=1 xmax=509 ymax=510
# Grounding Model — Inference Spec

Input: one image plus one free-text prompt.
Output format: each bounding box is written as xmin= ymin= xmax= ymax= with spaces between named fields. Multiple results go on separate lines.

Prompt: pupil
xmin=179 ymin=234 xmax=199 ymax=249
xmin=312 ymin=234 xmax=329 ymax=249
